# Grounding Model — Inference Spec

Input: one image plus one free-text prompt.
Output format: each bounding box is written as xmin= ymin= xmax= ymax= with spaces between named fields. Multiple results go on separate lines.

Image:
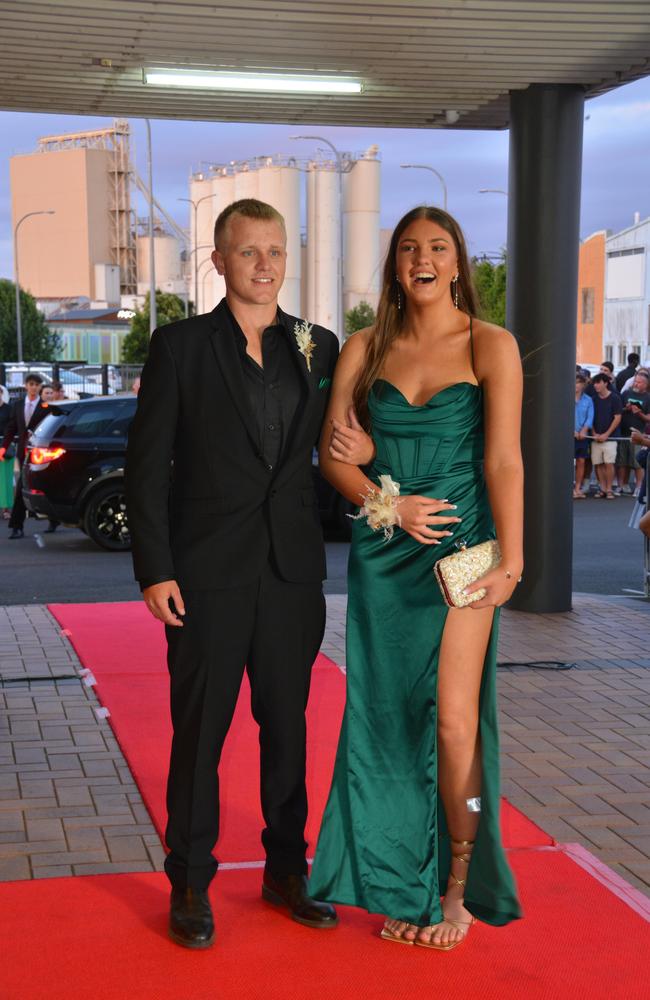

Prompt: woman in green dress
xmin=0 ymin=386 xmax=15 ymax=517
xmin=309 ymin=206 xmax=524 ymax=950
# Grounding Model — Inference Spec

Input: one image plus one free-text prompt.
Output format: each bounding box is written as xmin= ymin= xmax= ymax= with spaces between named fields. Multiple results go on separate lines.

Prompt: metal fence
xmin=0 ymin=362 xmax=143 ymax=400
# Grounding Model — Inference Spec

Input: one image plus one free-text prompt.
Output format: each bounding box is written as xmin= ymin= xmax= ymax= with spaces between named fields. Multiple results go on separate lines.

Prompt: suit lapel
xmin=207 ymin=301 xmax=260 ymax=452
xmin=277 ymin=309 xmax=319 ymax=456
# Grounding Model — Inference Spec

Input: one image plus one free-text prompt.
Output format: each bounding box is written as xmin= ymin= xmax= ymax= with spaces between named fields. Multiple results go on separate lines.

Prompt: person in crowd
xmin=126 ymin=199 xmax=365 ymax=950
xmin=615 ymin=352 xmax=640 ymax=393
xmin=620 ymin=363 xmax=650 ymax=395
xmin=0 ymin=373 xmax=49 ymax=538
xmin=616 ymin=370 xmax=650 ymax=494
xmin=574 ymin=372 xmax=593 ymax=498
xmin=50 ymin=380 xmax=67 ymax=401
xmin=629 ymin=430 xmax=650 ymax=536
xmin=130 ymin=376 xmax=141 ymax=394
xmin=0 ymin=385 xmax=14 ymax=519
xmin=310 ymin=205 xmax=523 ymax=949
xmin=36 ymin=384 xmax=59 ymax=533
xmin=585 ymin=362 xmax=615 ymax=398
xmin=590 ymin=373 xmax=622 ymax=499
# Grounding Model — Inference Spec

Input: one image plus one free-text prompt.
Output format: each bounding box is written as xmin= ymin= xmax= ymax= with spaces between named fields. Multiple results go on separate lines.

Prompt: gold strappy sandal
xmin=416 ymin=838 xmax=476 ymax=952
xmin=380 ymin=920 xmax=416 ymax=946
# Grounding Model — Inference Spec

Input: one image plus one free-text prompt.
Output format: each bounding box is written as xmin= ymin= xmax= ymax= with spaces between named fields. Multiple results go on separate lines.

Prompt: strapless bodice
xmin=369 ymin=379 xmax=484 ymax=482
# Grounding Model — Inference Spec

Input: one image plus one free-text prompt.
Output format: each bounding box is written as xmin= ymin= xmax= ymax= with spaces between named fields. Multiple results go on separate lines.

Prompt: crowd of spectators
xmin=575 ymin=352 xmax=650 ymax=539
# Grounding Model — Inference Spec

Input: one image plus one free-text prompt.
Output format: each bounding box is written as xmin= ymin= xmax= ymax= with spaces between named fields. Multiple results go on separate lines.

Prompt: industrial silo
xmin=257 ymin=159 xmax=301 ymax=316
xmin=342 ymin=145 xmax=381 ymax=314
xmin=188 ymin=172 xmax=217 ymax=314
xmin=306 ymin=161 xmax=340 ymax=334
xmin=202 ymin=169 xmax=235 ymax=313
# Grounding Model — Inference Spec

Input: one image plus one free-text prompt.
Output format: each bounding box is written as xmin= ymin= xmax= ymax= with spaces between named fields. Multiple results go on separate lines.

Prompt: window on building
xmin=618 ymin=344 xmax=628 ymax=366
xmin=581 ymin=287 xmax=595 ymax=324
xmin=605 ymin=345 xmax=614 ymax=363
xmin=633 ymin=344 xmax=642 ymax=359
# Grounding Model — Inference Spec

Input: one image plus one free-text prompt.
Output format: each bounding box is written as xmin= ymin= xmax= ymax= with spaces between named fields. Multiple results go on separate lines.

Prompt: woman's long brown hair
xmin=352 ymin=205 xmax=480 ymax=429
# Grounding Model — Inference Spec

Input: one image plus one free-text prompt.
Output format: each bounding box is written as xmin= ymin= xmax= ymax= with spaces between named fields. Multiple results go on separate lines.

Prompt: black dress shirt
xmin=224 ymin=304 xmax=303 ymax=471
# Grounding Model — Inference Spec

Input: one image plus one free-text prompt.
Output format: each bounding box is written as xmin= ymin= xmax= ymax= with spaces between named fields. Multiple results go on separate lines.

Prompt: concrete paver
xmin=1 ymin=594 xmax=649 ymax=898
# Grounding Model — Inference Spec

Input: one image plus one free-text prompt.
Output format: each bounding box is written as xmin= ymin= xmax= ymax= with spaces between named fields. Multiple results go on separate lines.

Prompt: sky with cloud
xmin=0 ymin=74 xmax=648 ymax=281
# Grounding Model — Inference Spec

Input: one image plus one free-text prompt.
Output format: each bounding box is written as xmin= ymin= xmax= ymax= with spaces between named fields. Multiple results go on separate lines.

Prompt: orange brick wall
xmin=576 ymin=231 xmax=606 ymax=364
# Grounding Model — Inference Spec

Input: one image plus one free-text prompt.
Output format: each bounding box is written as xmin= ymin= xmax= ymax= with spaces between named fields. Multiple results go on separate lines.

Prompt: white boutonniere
xmin=294 ymin=319 xmax=316 ymax=372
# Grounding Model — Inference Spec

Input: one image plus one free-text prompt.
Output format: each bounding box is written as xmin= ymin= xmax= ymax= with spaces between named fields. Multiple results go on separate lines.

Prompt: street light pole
xmin=400 ymin=164 xmax=448 ymax=210
xmin=291 ymin=134 xmax=345 ymax=340
xmin=144 ymin=119 xmax=157 ymax=334
xmin=13 ymin=210 xmax=55 ymax=363
xmin=178 ymin=192 xmax=219 ymax=315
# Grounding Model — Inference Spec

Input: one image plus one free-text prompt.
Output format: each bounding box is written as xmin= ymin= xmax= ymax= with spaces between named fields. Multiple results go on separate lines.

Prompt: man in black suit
xmin=0 ymin=372 xmax=48 ymax=539
xmin=126 ymin=199 xmax=342 ymax=949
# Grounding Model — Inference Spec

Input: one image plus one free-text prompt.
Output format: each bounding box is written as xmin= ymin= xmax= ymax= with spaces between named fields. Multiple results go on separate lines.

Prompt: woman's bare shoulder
xmin=338 ymin=327 xmax=373 ymax=367
xmin=472 ymin=318 xmax=520 ymax=361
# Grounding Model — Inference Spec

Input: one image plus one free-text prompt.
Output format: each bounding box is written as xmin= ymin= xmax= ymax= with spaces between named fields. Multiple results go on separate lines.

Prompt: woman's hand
xmin=329 ymin=407 xmax=376 ymax=466
xmin=464 ymin=565 xmax=522 ymax=608
xmin=396 ymin=495 xmax=461 ymax=545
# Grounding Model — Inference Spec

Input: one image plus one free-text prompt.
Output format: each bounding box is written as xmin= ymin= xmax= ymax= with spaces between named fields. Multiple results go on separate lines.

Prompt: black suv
xmin=23 ymin=396 xmax=135 ymax=551
xmin=22 ymin=396 xmax=352 ymax=552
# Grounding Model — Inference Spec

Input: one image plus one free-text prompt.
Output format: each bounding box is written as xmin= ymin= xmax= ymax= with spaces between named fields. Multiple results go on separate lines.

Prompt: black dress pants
xmin=163 ymin=558 xmax=326 ymax=890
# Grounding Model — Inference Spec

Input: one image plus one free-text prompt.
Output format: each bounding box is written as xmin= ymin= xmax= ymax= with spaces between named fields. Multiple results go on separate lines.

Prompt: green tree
xmin=122 ymin=291 xmax=186 ymax=363
xmin=0 ymin=279 xmax=61 ymax=362
xmin=472 ymin=253 xmax=507 ymax=327
xmin=345 ymin=300 xmax=376 ymax=340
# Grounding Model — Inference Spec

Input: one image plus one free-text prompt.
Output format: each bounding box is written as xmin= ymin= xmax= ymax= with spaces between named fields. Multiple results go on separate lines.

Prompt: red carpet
xmin=1 ymin=851 xmax=648 ymax=1000
xmin=48 ymin=601 xmax=552 ymax=857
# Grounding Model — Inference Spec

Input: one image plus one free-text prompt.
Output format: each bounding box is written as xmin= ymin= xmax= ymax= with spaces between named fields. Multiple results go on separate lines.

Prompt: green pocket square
xmin=318 ymin=377 xmax=332 ymax=389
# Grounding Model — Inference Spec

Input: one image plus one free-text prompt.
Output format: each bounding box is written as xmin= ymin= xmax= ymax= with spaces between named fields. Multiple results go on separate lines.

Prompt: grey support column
xmin=506 ymin=84 xmax=585 ymax=613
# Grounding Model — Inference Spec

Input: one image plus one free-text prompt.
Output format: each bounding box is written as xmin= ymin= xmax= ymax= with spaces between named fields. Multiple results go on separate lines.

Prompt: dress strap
xmin=469 ymin=316 xmax=475 ymax=375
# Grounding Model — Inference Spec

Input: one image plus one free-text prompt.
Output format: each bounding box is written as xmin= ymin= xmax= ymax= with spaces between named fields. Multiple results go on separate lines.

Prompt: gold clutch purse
xmin=433 ymin=539 xmax=501 ymax=608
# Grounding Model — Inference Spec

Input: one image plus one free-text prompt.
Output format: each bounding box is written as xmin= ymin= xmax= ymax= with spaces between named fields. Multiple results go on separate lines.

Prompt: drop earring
xmin=396 ymin=282 xmax=403 ymax=311
xmin=452 ymin=275 xmax=459 ymax=309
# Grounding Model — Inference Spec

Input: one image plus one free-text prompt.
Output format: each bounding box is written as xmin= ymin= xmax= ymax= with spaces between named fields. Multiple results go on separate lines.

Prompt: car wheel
xmin=83 ymin=482 xmax=131 ymax=551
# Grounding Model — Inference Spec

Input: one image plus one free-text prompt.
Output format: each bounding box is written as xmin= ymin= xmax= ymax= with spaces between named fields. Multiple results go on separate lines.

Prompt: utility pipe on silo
xmin=145 ymin=119 xmax=157 ymax=334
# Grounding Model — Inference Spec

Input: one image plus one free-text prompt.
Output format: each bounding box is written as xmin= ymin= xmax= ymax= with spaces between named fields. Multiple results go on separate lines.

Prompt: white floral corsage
xmin=294 ymin=319 xmax=316 ymax=372
xmin=351 ymin=474 xmax=402 ymax=541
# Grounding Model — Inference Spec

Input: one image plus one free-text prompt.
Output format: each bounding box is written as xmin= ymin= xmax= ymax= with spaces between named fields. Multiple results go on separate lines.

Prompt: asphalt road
xmin=1 ymin=494 xmax=646 ymax=605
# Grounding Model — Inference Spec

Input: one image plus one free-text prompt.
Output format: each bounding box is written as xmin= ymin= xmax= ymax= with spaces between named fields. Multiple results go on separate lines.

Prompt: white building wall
xmin=603 ymin=217 xmax=650 ymax=367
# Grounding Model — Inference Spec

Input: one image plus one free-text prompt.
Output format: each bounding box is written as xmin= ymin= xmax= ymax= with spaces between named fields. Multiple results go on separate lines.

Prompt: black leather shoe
xmin=8 ymin=528 xmax=24 ymax=539
xmin=262 ymin=871 xmax=338 ymax=928
xmin=43 ymin=523 xmax=58 ymax=534
xmin=169 ymin=888 xmax=215 ymax=949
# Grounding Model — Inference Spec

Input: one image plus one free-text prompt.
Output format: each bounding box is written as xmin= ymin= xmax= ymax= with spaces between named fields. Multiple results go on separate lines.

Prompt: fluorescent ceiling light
xmin=144 ymin=69 xmax=362 ymax=95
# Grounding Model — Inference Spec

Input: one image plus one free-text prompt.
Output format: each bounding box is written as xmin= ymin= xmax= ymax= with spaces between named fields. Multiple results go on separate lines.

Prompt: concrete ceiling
xmin=1 ymin=0 xmax=649 ymax=129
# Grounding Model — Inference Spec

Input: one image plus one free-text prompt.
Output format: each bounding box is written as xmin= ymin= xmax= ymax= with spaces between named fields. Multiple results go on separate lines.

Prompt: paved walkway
xmin=1 ymin=595 xmax=649 ymax=896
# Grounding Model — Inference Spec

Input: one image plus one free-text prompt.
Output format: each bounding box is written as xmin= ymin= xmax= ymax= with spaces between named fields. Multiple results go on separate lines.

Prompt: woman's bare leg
xmin=417 ymin=604 xmax=495 ymax=947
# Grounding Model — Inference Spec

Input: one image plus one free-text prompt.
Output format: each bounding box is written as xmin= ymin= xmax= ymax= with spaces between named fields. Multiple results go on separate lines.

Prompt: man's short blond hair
xmin=213 ymin=198 xmax=286 ymax=250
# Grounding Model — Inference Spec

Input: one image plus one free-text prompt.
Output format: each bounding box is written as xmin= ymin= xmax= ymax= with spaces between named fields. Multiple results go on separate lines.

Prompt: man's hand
xmin=631 ymin=428 xmax=647 ymax=446
xmin=329 ymin=407 xmax=376 ymax=466
xmin=143 ymin=580 xmax=186 ymax=627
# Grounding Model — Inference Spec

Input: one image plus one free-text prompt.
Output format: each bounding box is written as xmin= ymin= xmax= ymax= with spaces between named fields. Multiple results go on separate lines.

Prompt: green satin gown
xmin=309 ymin=345 xmax=522 ymax=927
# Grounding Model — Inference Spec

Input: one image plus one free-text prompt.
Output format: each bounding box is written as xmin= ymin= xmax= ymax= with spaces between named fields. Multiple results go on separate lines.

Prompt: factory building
xmin=603 ymin=213 xmax=650 ymax=367
xmin=10 ymin=122 xmax=137 ymax=304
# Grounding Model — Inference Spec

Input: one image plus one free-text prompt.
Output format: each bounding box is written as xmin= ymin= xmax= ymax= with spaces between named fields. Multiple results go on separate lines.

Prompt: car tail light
xmin=29 ymin=446 xmax=66 ymax=465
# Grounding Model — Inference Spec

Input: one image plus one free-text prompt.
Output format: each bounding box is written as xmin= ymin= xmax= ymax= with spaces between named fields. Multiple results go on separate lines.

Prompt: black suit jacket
xmin=1 ymin=398 xmax=50 ymax=463
xmin=126 ymin=301 xmax=339 ymax=590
